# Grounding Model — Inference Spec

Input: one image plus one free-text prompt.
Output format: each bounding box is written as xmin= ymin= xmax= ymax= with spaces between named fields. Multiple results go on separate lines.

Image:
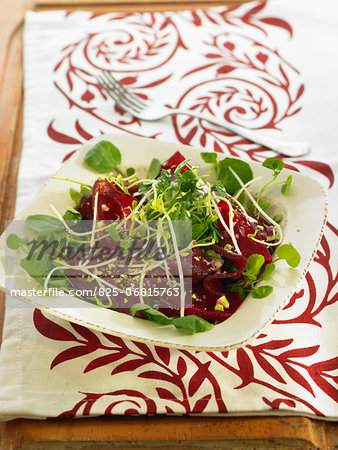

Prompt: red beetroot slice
xmin=189 ymin=288 xmax=242 ymax=323
xmin=166 ymin=247 xmax=217 ymax=285
xmin=76 ymin=193 xmax=93 ymax=220
xmin=161 ymin=151 xmax=191 ymax=173
xmin=159 ymin=288 xmax=242 ymax=324
xmin=217 ymin=200 xmax=272 ymax=264
xmin=203 ymin=245 xmax=247 ymax=296
xmin=92 ymin=178 xmax=134 ymax=220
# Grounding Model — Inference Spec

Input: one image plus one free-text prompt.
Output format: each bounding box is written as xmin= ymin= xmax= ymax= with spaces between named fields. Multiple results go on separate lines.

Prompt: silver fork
xmin=98 ymin=70 xmax=310 ymax=158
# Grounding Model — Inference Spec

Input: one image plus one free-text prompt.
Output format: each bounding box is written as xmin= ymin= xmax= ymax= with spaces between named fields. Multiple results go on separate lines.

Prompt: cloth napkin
xmin=0 ymin=0 xmax=337 ymax=420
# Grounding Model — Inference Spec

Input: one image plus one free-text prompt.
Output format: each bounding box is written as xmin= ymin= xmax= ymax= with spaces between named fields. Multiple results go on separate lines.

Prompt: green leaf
xmin=172 ymin=315 xmax=213 ymax=334
xmin=20 ymin=252 xmax=71 ymax=288
xmin=230 ymin=284 xmax=247 ymax=300
xmin=212 ymin=181 xmax=227 ymax=195
xmin=201 ymin=152 xmax=218 ymax=164
xmin=276 ymin=243 xmax=301 ymax=268
xmin=174 ymin=159 xmax=190 ymax=178
xmin=130 ymin=303 xmax=172 ymax=325
xmin=170 ymin=212 xmax=192 ymax=248
xmin=259 ymin=200 xmax=270 ymax=210
xmin=126 ymin=167 xmax=135 ymax=177
xmin=80 ymin=185 xmax=92 ymax=195
xmin=120 ymin=237 xmax=133 ymax=253
xmin=147 ymin=158 xmax=161 ymax=179
xmin=192 ymin=223 xmax=207 ymax=241
xmin=20 ymin=231 xmax=71 ymax=288
xmin=181 ymin=170 xmax=197 ymax=192
xmin=205 ymin=249 xmax=224 ymax=263
xmin=108 ymin=224 xmax=120 ymax=241
xmin=251 ymin=285 xmax=273 ymax=298
xmin=69 ymin=187 xmax=82 ymax=203
xmin=243 ymin=272 xmax=257 ymax=281
xmin=273 ymin=213 xmax=283 ymax=223
xmin=216 ymin=157 xmax=253 ymax=195
xmin=157 ymin=169 xmax=171 ymax=192
xmin=26 ymin=215 xmax=64 ymax=232
xmin=138 ymin=181 xmax=153 ymax=194
xmin=281 ymin=175 xmax=292 ymax=195
xmin=262 ymin=263 xmax=276 ymax=280
xmin=84 ymin=140 xmax=121 ymax=172
xmin=63 ymin=207 xmax=82 ymax=221
xmin=6 ymin=234 xmax=27 ymax=250
xmin=245 ymin=254 xmax=265 ymax=277
xmin=262 ymin=157 xmax=285 ymax=175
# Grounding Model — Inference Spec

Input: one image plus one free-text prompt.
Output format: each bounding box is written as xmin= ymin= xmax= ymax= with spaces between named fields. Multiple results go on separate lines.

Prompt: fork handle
xmin=169 ymin=110 xmax=310 ymax=158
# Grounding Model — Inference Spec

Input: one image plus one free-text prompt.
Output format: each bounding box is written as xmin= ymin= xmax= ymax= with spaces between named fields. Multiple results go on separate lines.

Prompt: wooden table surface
xmin=0 ymin=0 xmax=337 ymax=448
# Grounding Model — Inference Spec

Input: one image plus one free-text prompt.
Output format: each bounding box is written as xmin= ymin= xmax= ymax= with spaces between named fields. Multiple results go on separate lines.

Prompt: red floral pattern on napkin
xmin=28 ymin=2 xmax=337 ymax=417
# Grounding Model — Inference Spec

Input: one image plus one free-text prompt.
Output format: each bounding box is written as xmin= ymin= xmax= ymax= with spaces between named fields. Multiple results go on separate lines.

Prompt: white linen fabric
xmin=0 ymin=0 xmax=337 ymax=420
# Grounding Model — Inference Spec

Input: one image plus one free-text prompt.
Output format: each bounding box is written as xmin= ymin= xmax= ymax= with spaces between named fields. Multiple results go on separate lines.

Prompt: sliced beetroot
xmin=125 ymin=182 xmax=141 ymax=196
xmin=159 ymin=288 xmax=242 ymax=324
xmin=161 ymin=151 xmax=191 ymax=173
xmin=92 ymin=178 xmax=134 ymax=220
xmin=217 ymin=200 xmax=272 ymax=264
xmin=187 ymin=289 xmax=242 ymax=323
xmin=203 ymin=245 xmax=247 ymax=296
xmin=166 ymin=247 xmax=217 ymax=285
xmin=76 ymin=193 xmax=93 ymax=220
xmin=191 ymin=247 xmax=218 ymax=284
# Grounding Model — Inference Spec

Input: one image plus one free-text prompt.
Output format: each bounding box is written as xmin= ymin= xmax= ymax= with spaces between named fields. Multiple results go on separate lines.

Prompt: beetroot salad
xmin=8 ymin=140 xmax=301 ymax=335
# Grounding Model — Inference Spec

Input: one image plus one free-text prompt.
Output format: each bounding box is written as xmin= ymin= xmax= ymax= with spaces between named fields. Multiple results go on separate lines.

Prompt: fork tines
xmin=98 ymin=70 xmax=146 ymax=113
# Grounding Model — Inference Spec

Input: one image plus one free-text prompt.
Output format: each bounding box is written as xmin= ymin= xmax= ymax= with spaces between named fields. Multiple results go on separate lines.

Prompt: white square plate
xmin=0 ymin=134 xmax=328 ymax=351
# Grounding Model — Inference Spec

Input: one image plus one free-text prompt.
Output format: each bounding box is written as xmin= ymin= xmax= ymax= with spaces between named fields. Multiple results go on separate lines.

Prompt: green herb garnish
xmin=84 ymin=140 xmax=122 ymax=173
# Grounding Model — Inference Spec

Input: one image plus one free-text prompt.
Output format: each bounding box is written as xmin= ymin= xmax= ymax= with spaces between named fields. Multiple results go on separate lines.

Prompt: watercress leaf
xmin=230 ymin=284 xmax=247 ymax=300
xmin=80 ymin=185 xmax=92 ymax=195
xmin=26 ymin=215 xmax=64 ymax=232
xmin=251 ymin=285 xmax=273 ymax=298
xmin=262 ymin=157 xmax=285 ymax=175
xmin=281 ymin=175 xmax=292 ymax=195
xmin=108 ymin=224 xmax=120 ymax=242
xmin=69 ymin=188 xmax=82 ymax=203
xmin=172 ymin=315 xmax=213 ymax=334
xmin=157 ymin=169 xmax=171 ymax=191
xmin=262 ymin=262 xmax=275 ymax=280
xmin=201 ymin=152 xmax=218 ymax=164
xmin=120 ymin=237 xmax=132 ymax=253
xmin=242 ymin=272 xmax=257 ymax=281
xmin=20 ymin=237 xmax=71 ymax=288
xmin=147 ymin=299 xmax=159 ymax=309
xmin=126 ymin=167 xmax=135 ymax=177
xmin=212 ymin=181 xmax=227 ymax=195
xmin=130 ymin=303 xmax=172 ymax=325
xmin=182 ymin=170 xmax=196 ymax=181
xmin=259 ymin=200 xmax=270 ymax=210
xmin=138 ymin=182 xmax=153 ymax=194
xmin=245 ymin=254 xmax=265 ymax=276
xmin=205 ymin=249 xmax=223 ymax=263
xmin=181 ymin=170 xmax=197 ymax=192
xmin=147 ymin=158 xmax=161 ymax=179
xmin=171 ymin=213 xmax=192 ymax=248
xmin=276 ymin=243 xmax=301 ymax=268
xmin=273 ymin=213 xmax=283 ymax=223
xmin=84 ymin=140 xmax=121 ymax=172
xmin=6 ymin=234 xmax=27 ymax=250
xmin=216 ymin=157 xmax=253 ymax=195
xmin=192 ymin=223 xmax=207 ymax=241
xmin=63 ymin=207 xmax=82 ymax=221
xmin=174 ymin=159 xmax=190 ymax=178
